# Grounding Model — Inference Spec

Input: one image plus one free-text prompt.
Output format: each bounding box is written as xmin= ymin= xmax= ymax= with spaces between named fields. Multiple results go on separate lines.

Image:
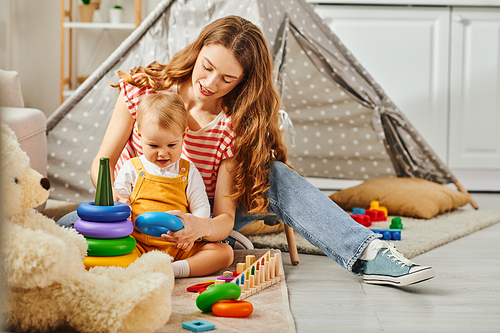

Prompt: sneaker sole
xmin=363 ymin=267 xmax=435 ymax=287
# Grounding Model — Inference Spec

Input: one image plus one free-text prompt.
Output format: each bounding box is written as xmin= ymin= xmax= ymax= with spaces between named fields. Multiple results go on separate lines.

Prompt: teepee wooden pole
xmin=455 ymin=181 xmax=479 ymax=209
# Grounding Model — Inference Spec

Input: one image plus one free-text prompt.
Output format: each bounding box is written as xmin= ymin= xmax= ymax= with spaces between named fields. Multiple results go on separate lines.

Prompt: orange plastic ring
xmin=212 ymin=300 xmax=253 ymax=317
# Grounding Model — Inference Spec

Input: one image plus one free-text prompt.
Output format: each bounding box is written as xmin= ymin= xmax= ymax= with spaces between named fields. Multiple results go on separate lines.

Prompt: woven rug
xmin=247 ymin=209 xmax=500 ymax=259
xmin=156 ymin=249 xmax=295 ymax=333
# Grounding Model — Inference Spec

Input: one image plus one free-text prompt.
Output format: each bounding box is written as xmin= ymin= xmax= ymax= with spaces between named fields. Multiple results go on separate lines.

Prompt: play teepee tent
xmin=46 ymin=0 xmax=476 ymax=207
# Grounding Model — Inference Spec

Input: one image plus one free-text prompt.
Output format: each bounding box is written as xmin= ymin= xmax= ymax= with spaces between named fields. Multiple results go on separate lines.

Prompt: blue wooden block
xmin=352 ymin=207 xmax=365 ymax=215
xmin=370 ymin=229 xmax=401 ymax=241
xmin=182 ymin=320 xmax=215 ymax=332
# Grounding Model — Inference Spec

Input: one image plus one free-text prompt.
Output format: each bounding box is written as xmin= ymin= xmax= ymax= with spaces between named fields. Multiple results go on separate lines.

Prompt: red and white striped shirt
xmin=118 ymin=78 xmax=235 ymax=198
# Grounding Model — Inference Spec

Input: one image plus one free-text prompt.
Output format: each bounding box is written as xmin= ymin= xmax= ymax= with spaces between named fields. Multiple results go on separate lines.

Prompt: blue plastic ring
xmin=74 ymin=218 xmax=134 ymax=239
xmin=77 ymin=201 xmax=131 ymax=222
xmin=135 ymin=211 xmax=184 ymax=237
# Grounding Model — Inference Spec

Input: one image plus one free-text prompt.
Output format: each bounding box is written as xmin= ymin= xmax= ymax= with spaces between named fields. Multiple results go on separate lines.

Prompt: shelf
xmin=63 ymin=22 xmax=135 ymax=30
xmin=60 ymin=0 xmax=142 ymax=103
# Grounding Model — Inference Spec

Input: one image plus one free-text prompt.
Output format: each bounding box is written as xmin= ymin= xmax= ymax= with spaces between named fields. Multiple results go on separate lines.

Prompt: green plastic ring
xmin=196 ymin=283 xmax=241 ymax=312
xmin=86 ymin=236 xmax=136 ymax=257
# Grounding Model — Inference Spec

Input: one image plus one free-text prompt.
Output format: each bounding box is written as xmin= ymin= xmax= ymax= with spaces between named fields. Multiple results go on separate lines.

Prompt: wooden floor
xmin=282 ymin=193 xmax=500 ymax=332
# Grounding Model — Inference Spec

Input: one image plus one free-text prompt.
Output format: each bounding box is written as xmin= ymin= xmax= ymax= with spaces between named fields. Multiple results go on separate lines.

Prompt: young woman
xmin=61 ymin=15 xmax=435 ymax=286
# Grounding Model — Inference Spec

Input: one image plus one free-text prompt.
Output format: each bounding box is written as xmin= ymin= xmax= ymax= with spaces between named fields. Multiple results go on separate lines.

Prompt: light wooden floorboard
xmin=283 ymin=193 xmax=500 ymax=332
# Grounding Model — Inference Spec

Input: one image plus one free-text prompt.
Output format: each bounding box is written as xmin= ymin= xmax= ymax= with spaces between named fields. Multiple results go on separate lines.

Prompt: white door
xmin=449 ymin=7 xmax=500 ymax=190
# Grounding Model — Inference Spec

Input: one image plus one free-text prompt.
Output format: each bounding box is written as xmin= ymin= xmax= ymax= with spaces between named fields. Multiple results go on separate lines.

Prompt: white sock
xmin=172 ymin=260 xmax=191 ymax=278
xmin=360 ymin=239 xmax=385 ymax=261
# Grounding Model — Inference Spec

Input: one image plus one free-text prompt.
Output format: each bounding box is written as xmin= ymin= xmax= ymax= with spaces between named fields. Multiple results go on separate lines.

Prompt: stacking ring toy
xmin=135 ymin=211 xmax=184 ymax=237
xmin=83 ymin=251 xmax=139 ymax=269
xmin=74 ymin=218 xmax=134 ymax=239
xmin=86 ymin=236 xmax=136 ymax=257
xmin=212 ymin=300 xmax=253 ymax=317
xmin=77 ymin=201 xmax=131 ymax=222
xmin=196 ymin=282 xmax=241 ymax=312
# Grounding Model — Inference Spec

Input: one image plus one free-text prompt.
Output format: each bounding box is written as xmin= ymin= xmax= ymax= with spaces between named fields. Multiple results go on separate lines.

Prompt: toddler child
xmin=114 ymin=93 xmax=233 ymax=278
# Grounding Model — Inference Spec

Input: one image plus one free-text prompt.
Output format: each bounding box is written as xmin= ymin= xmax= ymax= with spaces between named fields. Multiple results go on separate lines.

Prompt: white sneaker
xmin=223 ymin=230 xmax=254 ymax=250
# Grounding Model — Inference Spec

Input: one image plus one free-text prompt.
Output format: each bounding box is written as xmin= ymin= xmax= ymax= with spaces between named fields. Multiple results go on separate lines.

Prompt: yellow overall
xmin=129 ymin=157 xmax=207 ymax=260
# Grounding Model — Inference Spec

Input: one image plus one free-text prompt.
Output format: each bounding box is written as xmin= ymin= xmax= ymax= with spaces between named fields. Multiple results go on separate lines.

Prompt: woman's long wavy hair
xmin=117 ymin=15 xmax=289 ymax=214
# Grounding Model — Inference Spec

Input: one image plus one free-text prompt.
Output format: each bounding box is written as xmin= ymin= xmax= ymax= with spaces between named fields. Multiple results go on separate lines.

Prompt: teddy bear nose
xmin=40 ymin=177 xmax=50 ymax=191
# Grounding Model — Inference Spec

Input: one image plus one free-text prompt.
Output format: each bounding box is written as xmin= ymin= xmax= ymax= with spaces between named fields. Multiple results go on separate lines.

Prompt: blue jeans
xmin=57 ymin=161 xmax=377 ymax=272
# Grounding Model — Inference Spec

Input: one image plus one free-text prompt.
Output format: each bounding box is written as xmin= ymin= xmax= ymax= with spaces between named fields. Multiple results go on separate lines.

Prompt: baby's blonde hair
xmin=136 ymin=93 xmax=187 ymax=135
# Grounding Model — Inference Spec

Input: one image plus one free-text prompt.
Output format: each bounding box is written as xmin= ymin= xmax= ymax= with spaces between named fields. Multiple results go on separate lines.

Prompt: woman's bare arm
xmin=90 ymin=91 xmax=135 ymax=188
xmin=162 ymin=158 xmax=236 ymax=243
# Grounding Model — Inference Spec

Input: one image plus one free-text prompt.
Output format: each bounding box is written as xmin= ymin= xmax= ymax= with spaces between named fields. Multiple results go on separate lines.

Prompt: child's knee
xmin=219 ymin=243 xmax=234 ymax=266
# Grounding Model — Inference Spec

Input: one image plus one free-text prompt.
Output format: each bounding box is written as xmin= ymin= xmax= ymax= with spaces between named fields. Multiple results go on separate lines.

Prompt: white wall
xmin=1 ymin=0 xmax=60 ymax=117
xmin=0 ymin=0 xmax=161 ymax=118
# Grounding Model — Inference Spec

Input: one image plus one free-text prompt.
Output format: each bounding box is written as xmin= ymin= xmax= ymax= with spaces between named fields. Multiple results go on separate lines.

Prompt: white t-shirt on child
xmin=114 ymin=155 xmax=211 ymax=218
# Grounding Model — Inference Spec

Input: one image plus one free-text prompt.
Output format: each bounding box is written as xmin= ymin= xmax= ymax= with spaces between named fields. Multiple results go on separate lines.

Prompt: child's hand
xmin=175 ymin=242 xmax=194 ymax=252
xmin=113 ymin=189 xmax=131 ymax=206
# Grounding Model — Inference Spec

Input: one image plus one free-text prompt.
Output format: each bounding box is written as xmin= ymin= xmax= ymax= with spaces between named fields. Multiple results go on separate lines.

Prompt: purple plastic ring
xmin=74 ymin=218 xmax=134 ymax=239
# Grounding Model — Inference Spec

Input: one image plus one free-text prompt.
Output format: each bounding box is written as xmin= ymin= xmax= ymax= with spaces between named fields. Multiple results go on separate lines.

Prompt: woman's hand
xmin=160 ymin=210 xmax=204 ymax=244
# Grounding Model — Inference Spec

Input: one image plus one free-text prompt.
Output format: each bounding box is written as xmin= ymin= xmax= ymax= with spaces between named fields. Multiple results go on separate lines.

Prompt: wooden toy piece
xmin=236 ymin=263 xmax=246 ymax=274
xmin=270 ymin=257 xmax=276 ymax=279
xmin=214 ymin=280 xmax=224 ymax=286
xmin=370 ymin=229 xmax=401 ymax=241
xmin=249 ymin=275 xmax=255 ymax=288
xmin=216 ymin=276 xmax=234 ymax=283
xmin=245 ymin=255 xmax=255 ymax=269
xmin=95 ymin=157 xmax=114 ymax=206
xmin=390 ymin=217 xmax=403 ymax=229
xmin=182 ymin=320 xmax=215 ymax=332
xmin=274 ymin=253 xmax=280 ymax=276
xmin=193 ymin=251 xmax=283 ymax=302
xmin=230 ymin=251 xmax=283 ymax=300
xmin=370 ymin=200 xmax=388 ymax=217
xmin=187 ymin=281 xmax=214 ymax=292
xmin=223 ymin=271 xmax=233 ymax=278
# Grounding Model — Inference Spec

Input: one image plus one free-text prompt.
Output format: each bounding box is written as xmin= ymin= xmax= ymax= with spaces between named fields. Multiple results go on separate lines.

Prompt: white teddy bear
xmin=1 ymin=123 xmax=175 ymax=333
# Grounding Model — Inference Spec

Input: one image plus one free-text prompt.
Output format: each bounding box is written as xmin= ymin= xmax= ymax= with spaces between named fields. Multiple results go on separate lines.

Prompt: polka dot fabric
xmin=283 ymin=32 xmax=393 ymax=179
xmin=47 ymin=0 xmax=455 ymax=202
